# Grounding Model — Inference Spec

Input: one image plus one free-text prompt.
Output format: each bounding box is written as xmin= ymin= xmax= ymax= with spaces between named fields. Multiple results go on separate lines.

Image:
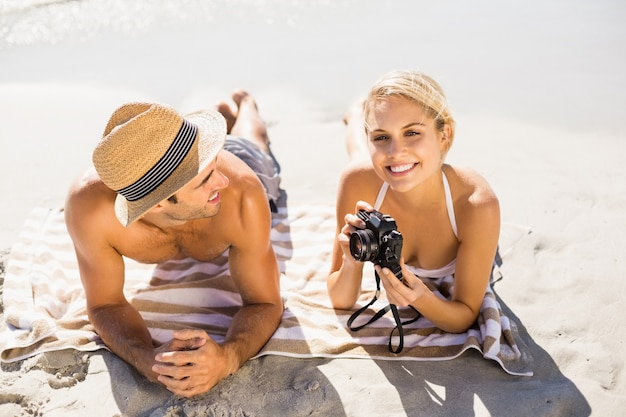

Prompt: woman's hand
xmin=327 ymin=200 xmax=374 ymax=309
xmin=375 ymin=262 xmax=426 ymax=307
xmin=336 ymin=201 xmax=375 ymax=260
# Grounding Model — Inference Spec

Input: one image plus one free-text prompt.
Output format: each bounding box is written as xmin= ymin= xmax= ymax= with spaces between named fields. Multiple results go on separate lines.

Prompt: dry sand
xmin=1 ymin=1 xmax=625 ymax=416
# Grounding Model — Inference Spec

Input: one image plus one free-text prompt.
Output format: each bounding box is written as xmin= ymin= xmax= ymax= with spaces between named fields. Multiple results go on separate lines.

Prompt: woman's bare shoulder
xmin=336 ymin=160 xmax=383 ymax=212
xmin=444 ymin=164 xmax=499 ymax=208
xmin=339 ymin=159 xmax=378 ymax=185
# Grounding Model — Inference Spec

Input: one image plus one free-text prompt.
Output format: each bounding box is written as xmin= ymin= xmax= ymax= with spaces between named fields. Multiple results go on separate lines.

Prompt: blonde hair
xmin=363 ymin=70 xmax=456 ymax=147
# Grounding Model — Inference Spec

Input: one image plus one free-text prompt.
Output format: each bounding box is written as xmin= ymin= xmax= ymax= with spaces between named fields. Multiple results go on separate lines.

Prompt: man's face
xmin=164 ymin=152 xmax=230 ymax=221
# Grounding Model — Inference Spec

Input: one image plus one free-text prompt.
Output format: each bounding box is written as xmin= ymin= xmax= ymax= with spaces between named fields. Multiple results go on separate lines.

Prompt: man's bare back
xmin=65 ymin=91 xmax=283 ymax=397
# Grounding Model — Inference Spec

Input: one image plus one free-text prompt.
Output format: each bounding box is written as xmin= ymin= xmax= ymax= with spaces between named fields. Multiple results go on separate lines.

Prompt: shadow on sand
xmin=370 ymin=292 xmax=591 ymax=417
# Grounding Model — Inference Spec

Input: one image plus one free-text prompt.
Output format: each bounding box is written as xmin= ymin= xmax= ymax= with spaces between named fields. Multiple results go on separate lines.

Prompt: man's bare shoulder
xmin=65 ymin=169 xmax=119 ymax=235
xmin=63 ymin=169 xmax=134 ymax=271
xmin=220 ymin=150 xmax=264 ymax=185
xmin=66 ymin=166 xmax=107 ymax=198
xmin=215 ymin=150 xmax=273 ymax=239
xmin=218 ymin=150 xmax=268 ymax=211
xmin=65 ymin=169 xmax=115 ymax=222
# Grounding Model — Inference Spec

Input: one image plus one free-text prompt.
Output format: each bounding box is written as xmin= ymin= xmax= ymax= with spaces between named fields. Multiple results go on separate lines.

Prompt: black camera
xmin=349 ymin=209 xmax=404 ymax=281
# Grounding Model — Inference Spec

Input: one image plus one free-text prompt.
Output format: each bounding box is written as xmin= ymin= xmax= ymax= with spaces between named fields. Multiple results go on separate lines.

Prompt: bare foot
xmin=231 ymin=89 xmax=249 ymax=109
xmin=229 ymin=90 xmax=270 ymax=154
xmin=215 ymin=102 xmax=237 ymax=134
xmin=344 ymin=100 xmax=369 ymax=161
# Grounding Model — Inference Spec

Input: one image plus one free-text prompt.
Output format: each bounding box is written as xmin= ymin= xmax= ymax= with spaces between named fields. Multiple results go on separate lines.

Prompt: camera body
xmin=349 ymin=209 xmax=403 ymax=281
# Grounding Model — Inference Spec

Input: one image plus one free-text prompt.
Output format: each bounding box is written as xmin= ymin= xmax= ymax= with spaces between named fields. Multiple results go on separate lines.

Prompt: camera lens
xmin=349 ymin=229 xmax=378 ymax=262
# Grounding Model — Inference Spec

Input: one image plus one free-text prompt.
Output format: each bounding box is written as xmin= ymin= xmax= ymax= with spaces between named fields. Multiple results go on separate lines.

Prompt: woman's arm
xmin=380 ymin=168 xmax=500 ymax=332
xmin=327 ymin=164 xmax=380 ymax=309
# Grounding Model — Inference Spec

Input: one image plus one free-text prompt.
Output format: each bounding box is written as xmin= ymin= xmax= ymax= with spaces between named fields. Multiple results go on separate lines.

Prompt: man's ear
xmin=150 ymin=202 xmax=167 ymax=213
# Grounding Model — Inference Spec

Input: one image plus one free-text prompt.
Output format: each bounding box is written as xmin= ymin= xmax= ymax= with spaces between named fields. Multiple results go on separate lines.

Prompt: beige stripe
xmin=0 ymin=205 xmax=530 ymax=376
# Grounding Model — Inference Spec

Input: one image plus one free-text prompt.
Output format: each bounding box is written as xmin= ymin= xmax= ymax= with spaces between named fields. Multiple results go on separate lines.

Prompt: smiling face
xmin=161 ymin=151 xmax=230 ymax=222
xmin=365 ymin=96 xmax=449 ymax=192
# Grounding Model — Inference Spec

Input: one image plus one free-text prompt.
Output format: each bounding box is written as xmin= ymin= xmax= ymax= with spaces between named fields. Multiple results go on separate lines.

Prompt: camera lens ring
xmin=349 ymin=229 xmax=378 ymax=262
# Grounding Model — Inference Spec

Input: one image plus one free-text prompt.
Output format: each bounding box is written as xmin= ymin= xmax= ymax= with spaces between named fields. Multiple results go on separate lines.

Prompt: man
xmin=65 ymin=90 xmax=284 ymax=397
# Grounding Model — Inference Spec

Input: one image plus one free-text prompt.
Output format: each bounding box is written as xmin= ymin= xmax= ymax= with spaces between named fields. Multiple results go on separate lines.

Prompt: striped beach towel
xmin=0 ymin=204 xmax=532 ymax=376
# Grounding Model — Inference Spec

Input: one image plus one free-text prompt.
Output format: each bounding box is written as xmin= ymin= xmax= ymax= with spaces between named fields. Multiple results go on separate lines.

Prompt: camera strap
xmin=346 ymin=270 xmax=420 ymax=354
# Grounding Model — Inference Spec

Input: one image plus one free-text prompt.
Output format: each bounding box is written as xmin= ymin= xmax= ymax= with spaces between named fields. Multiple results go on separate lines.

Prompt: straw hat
xmin=93 ymin=102 xmax=226 ymax=226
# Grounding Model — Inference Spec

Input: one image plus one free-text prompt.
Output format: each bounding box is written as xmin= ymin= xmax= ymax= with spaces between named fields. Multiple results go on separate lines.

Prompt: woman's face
xmin=366 ymin=96 xmax=448 ymax=192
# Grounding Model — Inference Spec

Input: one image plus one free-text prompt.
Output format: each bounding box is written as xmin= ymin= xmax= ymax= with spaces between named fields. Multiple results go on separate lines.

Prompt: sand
xmin=1 ymin=1 xmax=625 ymax=416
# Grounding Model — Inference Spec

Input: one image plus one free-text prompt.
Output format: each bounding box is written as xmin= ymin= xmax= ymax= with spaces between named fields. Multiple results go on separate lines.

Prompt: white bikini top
xmin=373 ymin=171 xmax=458 ymax=278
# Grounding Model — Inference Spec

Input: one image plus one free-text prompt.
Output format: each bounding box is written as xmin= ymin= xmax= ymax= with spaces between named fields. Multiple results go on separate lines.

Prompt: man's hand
xmin=152 ymin=329 xmax=234 ymax=397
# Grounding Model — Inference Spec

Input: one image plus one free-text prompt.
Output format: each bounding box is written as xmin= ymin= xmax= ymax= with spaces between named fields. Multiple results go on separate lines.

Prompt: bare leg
xmin=228 ymin=90 xmax=271 ymax=155
xmin=344 ymin=101 xmax=369 ymax=162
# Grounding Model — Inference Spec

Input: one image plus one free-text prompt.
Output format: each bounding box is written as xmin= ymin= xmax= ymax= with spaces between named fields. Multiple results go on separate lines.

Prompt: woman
xmin=327 ymin=70 xmax=500 ymax=333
